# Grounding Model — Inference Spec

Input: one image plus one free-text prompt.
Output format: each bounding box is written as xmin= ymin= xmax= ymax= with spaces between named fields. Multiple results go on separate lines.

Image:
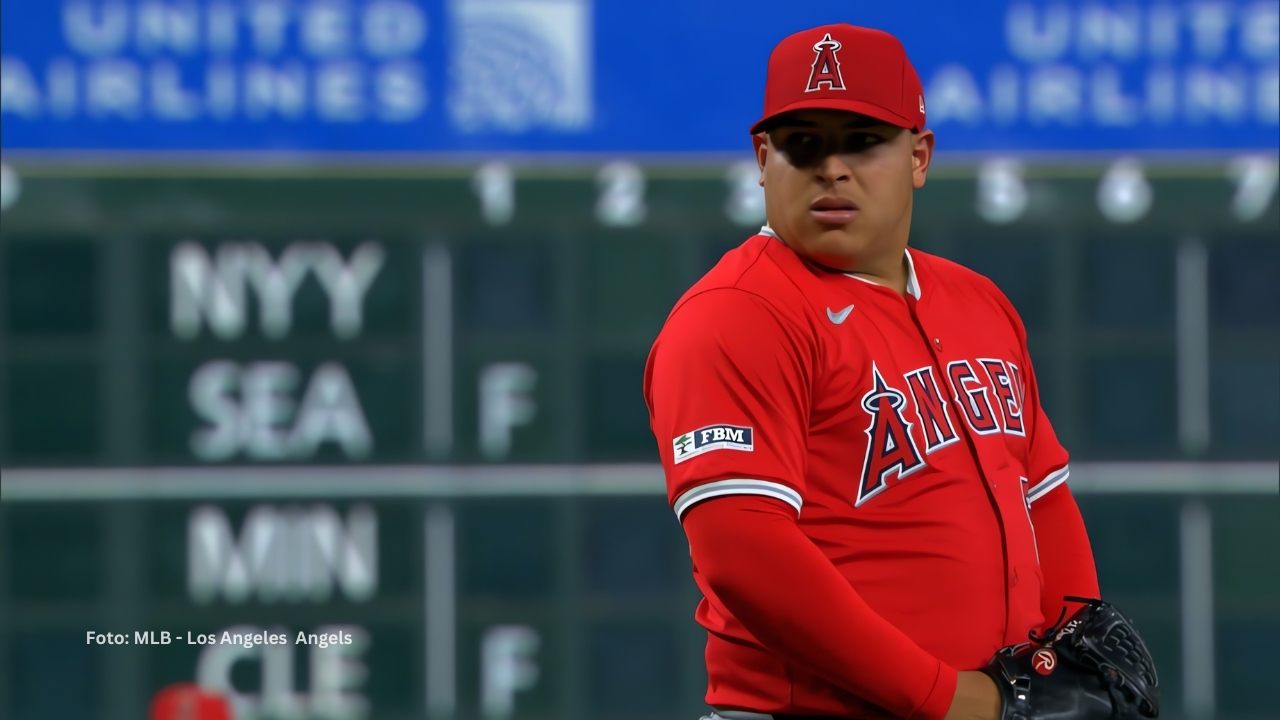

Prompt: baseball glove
xmin=981 ymin=596 xmax=1160 ymax=719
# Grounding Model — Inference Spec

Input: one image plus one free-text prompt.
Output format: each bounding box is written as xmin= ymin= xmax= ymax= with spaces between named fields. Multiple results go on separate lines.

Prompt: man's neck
xmin=758 ymin=225 xmax=918 ymax=298
xmin=843 ymin=253 xmax=911 ymax=295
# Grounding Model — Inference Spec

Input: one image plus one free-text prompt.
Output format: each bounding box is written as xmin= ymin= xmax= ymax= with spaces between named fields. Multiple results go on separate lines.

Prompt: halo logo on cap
xmin=806 ymin=33 xmax=846 ymax=93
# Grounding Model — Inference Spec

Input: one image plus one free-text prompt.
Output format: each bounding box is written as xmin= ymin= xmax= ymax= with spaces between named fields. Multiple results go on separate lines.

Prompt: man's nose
xmin=814 ymin=151 xmax=853 ymax=183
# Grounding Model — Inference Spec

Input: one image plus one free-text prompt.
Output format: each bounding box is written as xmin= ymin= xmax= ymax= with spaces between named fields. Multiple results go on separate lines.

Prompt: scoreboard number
xmin=0 ymin=161 xmax=19 ymax=211
xmin=724 ymin=161 xmax=766 ymax=226
xmin=976 ymin=158 xmax=1029 ymax=225
xmin=1097 ymin=158 xmax=1154 ymax=223
xmin=474 ymin=161 xmax=515 ymax=226
xmin=1228 ymin=155 xmax=1279 ymax=222
xmin=596 ymin=161 xmax=647 ymax=227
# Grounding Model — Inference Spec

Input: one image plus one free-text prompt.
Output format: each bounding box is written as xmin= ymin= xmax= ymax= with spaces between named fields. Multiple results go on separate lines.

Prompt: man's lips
xmin=809 ymin=196 xmax=859 ymax=224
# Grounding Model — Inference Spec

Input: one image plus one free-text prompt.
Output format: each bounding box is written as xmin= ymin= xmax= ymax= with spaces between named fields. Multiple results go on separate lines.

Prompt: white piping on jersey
xmin=673 ymin=478 xmax=803 ymax=520
xmin=1026 ymin=464 xmax=1070 ymax=504
xmin=759 ymin=225 xmax=922 ymax=300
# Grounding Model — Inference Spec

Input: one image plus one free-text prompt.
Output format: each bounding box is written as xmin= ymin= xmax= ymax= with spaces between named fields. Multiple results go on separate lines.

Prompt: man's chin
xmin=794 ymin=247 xmax=865 ymax=274
xmin=800 ymin=230 xmax=869 ymax=267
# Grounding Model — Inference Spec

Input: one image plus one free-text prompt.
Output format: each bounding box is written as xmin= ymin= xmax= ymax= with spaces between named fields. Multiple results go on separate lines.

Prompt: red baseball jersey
xmin=644 ymin=229 xmax=1071 ymax=713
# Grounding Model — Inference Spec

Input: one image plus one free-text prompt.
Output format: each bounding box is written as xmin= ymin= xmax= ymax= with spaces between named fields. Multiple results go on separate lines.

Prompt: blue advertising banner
xmin=1 ymin=0 xmax=1277 ymax=155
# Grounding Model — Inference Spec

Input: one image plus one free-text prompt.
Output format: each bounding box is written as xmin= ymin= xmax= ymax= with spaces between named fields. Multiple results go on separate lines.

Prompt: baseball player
xmin=644 ymin=24 xmax=1121 ymax=719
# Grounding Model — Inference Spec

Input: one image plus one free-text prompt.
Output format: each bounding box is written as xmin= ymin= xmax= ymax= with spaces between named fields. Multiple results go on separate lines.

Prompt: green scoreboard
xmin=2 ymin=160 xmax=1277 ymax=465
xmin=1 ymin=159 xmax=1277 ymax=720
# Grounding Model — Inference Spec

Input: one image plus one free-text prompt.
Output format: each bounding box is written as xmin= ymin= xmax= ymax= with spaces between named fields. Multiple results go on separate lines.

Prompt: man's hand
xmin=944 ymin=671 xmax=1001 ymax=720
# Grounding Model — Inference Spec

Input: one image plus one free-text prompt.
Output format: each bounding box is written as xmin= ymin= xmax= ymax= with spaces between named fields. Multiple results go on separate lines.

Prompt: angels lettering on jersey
xmin=858 ymin=358 xmax=1024 ymax=506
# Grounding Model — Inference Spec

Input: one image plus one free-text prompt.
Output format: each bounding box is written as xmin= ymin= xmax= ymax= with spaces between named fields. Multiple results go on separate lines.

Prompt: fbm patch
xmin=672 ymin=424 xmax=754 ymax=464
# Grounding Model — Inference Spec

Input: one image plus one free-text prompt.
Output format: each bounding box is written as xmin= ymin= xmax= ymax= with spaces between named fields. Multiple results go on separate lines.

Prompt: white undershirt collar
xmin=760 ymin=225 xmax=921 ymax=299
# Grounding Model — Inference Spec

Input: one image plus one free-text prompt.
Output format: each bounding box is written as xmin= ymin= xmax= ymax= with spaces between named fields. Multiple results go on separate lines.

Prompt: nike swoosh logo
xmin=826 ymin=304 xmax=855 ymax=324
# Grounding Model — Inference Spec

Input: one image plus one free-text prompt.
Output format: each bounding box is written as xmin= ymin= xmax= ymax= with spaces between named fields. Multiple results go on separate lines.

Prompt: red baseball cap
xmin=750 ymin=24 xmax=926 ymax=134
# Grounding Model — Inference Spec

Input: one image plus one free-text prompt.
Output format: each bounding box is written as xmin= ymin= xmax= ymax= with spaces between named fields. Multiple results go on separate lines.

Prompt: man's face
xmin=754 ymin=110 xmax=934 ymax=273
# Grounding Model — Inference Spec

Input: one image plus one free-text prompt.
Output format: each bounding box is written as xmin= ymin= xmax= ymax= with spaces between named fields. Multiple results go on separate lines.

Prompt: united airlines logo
xmin=672 ymin=424 xmax=754 ymax=464
xmin=449 ymin=0 xmax=593 ymax=133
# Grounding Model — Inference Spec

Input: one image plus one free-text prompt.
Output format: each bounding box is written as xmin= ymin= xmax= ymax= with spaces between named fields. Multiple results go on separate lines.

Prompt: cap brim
xmin=750 ymin=98 xmax=916 ymax=135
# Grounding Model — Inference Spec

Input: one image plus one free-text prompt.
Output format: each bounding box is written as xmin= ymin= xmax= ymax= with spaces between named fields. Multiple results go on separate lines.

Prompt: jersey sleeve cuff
xmin=1026 ymin=464 xmax=1070 ymax=504
xmin=909 ymin=661 xmax=957 ymax=720
xmin=672 ymin=478 xmax=803 ymax=520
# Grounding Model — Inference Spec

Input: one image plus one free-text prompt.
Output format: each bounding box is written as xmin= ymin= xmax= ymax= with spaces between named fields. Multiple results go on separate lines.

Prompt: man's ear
xmin=753 ymin=133 xmax=768 ymax=187
xmin=911 ymin=129 xmax=935 ymax=190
